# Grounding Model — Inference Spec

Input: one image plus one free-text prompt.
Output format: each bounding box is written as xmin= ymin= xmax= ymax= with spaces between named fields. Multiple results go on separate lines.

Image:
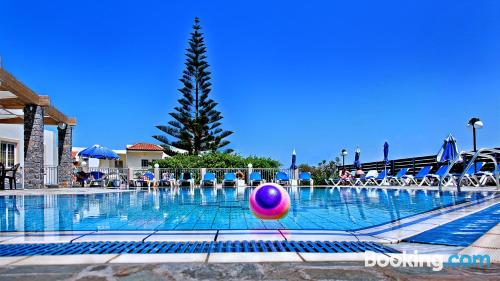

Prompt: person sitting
xmin=355 ymin=167 xmax=365 ymax=178
xmin=339 ymin=167 xmax=352 ymax=184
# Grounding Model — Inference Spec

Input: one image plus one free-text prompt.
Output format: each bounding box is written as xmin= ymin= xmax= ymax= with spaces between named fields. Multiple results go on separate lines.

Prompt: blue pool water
xmin=0 ymin=187 xmax=496 ymax=232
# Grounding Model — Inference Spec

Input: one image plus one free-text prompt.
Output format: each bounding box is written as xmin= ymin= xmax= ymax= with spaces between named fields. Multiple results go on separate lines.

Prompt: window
xmin=114 ymin=160 xmax=124 ymax=168
xmin=141 ymin=159 xmax=149 ymax=168
xmin=0 ymin=142 xmax=16 ymax=167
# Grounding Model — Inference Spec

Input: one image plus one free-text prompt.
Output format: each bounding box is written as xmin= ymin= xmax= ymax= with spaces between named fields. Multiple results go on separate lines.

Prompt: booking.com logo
xmin=365 ymin=251 xmax=491 ymax=271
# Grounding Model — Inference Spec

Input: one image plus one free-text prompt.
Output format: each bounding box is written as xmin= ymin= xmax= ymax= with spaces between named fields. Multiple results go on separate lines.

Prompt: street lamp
xmin=467 ymin=117 xmax=483 ymax=173
xmin=341 ymin=149 xmax=348 ymax=168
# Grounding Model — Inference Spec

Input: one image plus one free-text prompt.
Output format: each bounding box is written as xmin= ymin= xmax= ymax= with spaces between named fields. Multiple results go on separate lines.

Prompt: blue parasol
xmin=437 ymin=134 xmax=459 ymax=163
xmin=78 ymin=145 xmax=120 ymax=160
xmin=354 ymin=147 xmax=361 ymax=169
xmin=383 ymin=141 xmax=389 ymax=165
xmin=290 ymin=149 xmax=297 ymax=170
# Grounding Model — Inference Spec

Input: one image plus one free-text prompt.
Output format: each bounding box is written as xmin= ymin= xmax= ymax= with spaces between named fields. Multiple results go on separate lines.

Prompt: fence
xmin=153 ymin=167 xmax=295 ymax=184
xmin=342 ymin=148 xmax=500 ymax=176
xmin=29 ymin=166 xmax=298 ymax=188
xmin=44 ymin=166 xmax=58 ymax=186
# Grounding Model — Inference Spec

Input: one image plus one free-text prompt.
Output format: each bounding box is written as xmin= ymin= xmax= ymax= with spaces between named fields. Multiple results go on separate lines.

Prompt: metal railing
xmin=28 ymin=166 xmax=299 ymax=188
xmin=44 ymin=166 xmax=58 ymax=186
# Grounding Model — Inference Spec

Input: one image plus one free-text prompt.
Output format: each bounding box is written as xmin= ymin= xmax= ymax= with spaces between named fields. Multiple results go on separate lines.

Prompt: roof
xmin=0 ymin=68 xmax=76 ymax=125
xmin=127 ymin=143 xmax=164 ymax=151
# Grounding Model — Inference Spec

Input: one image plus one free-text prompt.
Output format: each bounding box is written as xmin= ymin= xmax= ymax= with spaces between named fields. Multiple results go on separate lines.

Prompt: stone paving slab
xmin=0 ymin=262 xmax=498 ymax=280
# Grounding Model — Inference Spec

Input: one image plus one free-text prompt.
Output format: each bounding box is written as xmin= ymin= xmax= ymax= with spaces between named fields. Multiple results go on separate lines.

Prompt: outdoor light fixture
xmin=467 ymin=117 xmax=483 ymax=152
xmin=356 ymin=147 xmax=361 ymax=154
xmin=467 ymin=117 xmax=483 ymax=173
xmin=341 ymin=149 xmax=348 ymax=168
xmin=58 ymin=123 xmax=67 ymax=130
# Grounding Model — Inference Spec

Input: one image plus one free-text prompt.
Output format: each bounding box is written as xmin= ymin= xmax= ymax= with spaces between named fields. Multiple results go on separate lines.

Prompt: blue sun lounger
xmin=275 ymin=172 xmax=290 ymax=185
xmin=474 ymin=164 xmax=499 ymax=186
xmin=387 ymin=168 xmax=409 ymax=185
xmin=223 ymin=172 xmax=237 ymax=186
xmin=90 ymin=171 xmax=106 ymax=187
xmin=298 ymin=171 xmax=314 ymax=186
xmin=201 ymin=172 xmax=217 ymax=188
xmin=249 ymin=171 xmax=263 ymax=186
xmin=419 ymin=165 xmax=449 ymax=186
xmin=401 ymin=166 xmax=432 ymax=186
xmin=455 ymin=162 xmax=485 ymax=186
xmin=365 ymin=170 xmax=389 ymax=186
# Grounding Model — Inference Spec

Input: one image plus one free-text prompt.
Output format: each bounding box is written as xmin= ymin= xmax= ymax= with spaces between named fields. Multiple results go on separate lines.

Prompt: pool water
xmin=0 ymin=187 xmax=496 ymax=232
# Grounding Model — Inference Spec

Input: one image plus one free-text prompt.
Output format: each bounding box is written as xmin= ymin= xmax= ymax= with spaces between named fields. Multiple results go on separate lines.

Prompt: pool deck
xmin=0 ymin=187 xmax=498 ymax=266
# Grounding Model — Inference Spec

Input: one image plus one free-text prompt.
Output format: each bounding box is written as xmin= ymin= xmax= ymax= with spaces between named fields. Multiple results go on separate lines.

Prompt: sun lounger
xmin=387 ymin=168 xmax=409 ymax=185
xmin=298 ymin=171 xmax=314 ymax=186
xmin=275 ymin=171 xmax=290 ymax=185
xmin=90 ymin=171 xmax=106 ymax=187
xmin=178 ymin=172 xmax=195 ymax=188
xmin=473 ymin=164 xmax=499 ymax=186
xmin=365 ymin=170 xmax=389 ymax=186
xmin=353 ymin=170 xmax=377 ymax=186
xmin=249 ymin=171 xmax=264 ymax=186
xmin=401 ymin=166 xmax=432 ymax=186
xmin=419 ymin=165 xmax=449 ymax=186
xmin=453 ymin=162 xmax=485 ymax=187
xmin=223 ymin=172 xmax=237 ymax=186
xmin=201 ymin=172 xmax=217 ymax=187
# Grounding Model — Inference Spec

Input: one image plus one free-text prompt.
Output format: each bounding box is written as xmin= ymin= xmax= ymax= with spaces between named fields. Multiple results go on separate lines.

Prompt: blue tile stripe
xmin=403 ymin=203 xmax=500 ymax=246
xmin=0 ymin=240 xmax=399 ymax=256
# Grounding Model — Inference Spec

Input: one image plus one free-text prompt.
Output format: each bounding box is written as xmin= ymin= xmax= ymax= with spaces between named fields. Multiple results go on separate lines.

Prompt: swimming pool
xmin=0 ymin=187 xmax=496 ymax=232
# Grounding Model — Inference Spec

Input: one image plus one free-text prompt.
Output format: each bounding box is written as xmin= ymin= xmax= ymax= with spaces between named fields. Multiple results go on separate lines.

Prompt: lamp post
xmin=467 ymin=117 xmax=483 ymax=173
xmin=341 ymin=149 xmax=348 ymax=168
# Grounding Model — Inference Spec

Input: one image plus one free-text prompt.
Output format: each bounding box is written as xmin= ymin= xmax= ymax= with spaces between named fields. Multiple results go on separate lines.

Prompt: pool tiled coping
xmin=0 ymin=193 xmax=498 ymax=265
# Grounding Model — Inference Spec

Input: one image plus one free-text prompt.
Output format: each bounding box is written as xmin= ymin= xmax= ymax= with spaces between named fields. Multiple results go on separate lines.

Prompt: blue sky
xmin=1 ymin=0 xmax=499 ymax=166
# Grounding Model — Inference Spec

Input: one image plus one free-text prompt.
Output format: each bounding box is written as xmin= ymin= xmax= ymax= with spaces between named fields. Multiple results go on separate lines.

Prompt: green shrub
xmin=299 ymin=159 xmax=340 ymax=184
xmin=153 ymin=152 xmax=280 ymax=168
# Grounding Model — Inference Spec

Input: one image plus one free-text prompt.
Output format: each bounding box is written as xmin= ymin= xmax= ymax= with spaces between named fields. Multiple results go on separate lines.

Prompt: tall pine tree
xmin=154 ymin=17 xmax=233 ymax=155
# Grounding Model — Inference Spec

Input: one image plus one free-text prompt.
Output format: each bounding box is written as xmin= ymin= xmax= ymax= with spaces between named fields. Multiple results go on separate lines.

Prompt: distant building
xmin=73 ymin=143 xmax=166 ymax=169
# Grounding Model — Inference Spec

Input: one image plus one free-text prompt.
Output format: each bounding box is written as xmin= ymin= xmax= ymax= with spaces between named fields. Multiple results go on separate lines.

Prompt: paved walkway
xmin=0 ymin=262 xmax=498 ymax=281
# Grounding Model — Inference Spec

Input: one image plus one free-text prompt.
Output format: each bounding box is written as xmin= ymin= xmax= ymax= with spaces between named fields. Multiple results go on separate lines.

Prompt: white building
xmin=0 ymin=124 xmax=58 ymax=167
xmin=73 ymin=143 xmax=166 ymax=169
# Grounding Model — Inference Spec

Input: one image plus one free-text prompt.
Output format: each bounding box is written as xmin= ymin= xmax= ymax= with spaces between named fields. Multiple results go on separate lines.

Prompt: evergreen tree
xmin=154 ymin=17 xmax=233 ymax=155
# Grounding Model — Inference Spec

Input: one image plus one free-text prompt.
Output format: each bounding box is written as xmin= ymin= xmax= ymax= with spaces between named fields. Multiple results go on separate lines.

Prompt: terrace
xmin=0 ymin=67 xmax=76 ymax=189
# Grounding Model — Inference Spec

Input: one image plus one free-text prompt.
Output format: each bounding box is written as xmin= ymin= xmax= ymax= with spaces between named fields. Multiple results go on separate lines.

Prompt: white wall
xmin=0 ymin=124 xmax=58 ymax=166
xmin=126 ymin=151 xmax=164 ymax=169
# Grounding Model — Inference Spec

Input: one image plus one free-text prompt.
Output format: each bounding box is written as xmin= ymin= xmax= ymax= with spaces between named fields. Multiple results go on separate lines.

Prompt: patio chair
xmin=401 ymin=166 xmax=431 ymax=186
xmin=3 ymin=163 xmax=20 ymax=189
xmin=298 ymin=171 xmax=314 ymax=186
xmin=89 ymin=171 xmax=106 ymax=187
xmin=249 ymin=171 xmax=264 ymax=186
xmin=274 ymin=171 xmax=290 ymax=185
xmin=222 ymin=172 xmax=237 ymax=186
xmin=178 ymin=172 xmax=195 ymax=188
xmin=365 ymin=169 xmax=389 ymax=186
xmin=419 ymin=165 xmax=449 ymax=186
xmin=200 ymin=172 xmax=217 ymax=188
xmin=387 ymin=168 xmax=409 ymax=186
